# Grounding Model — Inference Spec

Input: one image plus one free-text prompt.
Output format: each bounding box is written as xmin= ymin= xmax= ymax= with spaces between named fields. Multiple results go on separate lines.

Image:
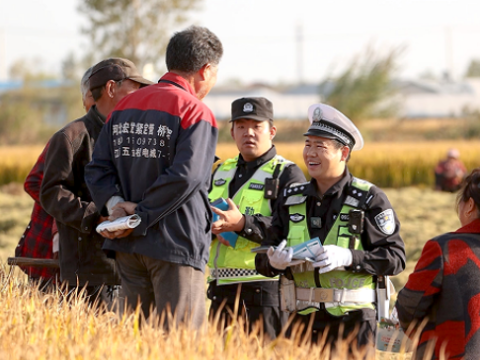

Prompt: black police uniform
xmin=255 ymin=168 xmax=406 ymax=347
xmin=208 ymin=145 xmax=306 ymax=339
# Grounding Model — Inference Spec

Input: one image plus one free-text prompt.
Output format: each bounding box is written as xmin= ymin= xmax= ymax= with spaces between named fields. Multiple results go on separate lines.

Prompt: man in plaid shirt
xmin=15 ymin=68 xmax=95 ymax=288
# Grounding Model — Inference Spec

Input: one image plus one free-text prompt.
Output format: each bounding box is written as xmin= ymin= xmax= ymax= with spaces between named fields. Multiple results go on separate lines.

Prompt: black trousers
xmin=65 ymin=284 xmax=123 ymax=311
xmin=207 ymin=281 xmax=288 ymax=341
xmin=291 ymin=308 xmax=376 ymax=356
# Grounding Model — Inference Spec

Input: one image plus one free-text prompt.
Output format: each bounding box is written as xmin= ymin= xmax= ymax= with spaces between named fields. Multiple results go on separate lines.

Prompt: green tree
xmin=8 ymin=58 xmax=57 ymax=82
xmin=62 ymin=52 xmax=78 ymax=81
xmin=78 ymin=0 xmax=203 ymax=72
xmin=320 ymin=45 xmax=405 ymax=122
xmin=465 ymin=59 xmax=480 ymax=78
xmin=0 ymin=59 xmax=85 ymax=145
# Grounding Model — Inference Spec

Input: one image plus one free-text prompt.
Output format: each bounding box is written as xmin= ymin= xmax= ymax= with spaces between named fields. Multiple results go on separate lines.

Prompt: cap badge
xmin=312 ymin=106 xmax=322 ymax=121
xmin=243 ymin=103 xmax=254 ymax=113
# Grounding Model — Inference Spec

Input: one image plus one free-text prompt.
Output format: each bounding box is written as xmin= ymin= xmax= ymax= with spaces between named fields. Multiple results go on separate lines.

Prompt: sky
xmin=1 ymin=0 xmax=480 ymax=85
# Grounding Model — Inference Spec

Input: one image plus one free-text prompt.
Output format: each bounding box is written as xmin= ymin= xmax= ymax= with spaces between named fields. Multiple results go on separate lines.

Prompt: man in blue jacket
xmin=85 ymin=26 xmax=223 ymax=329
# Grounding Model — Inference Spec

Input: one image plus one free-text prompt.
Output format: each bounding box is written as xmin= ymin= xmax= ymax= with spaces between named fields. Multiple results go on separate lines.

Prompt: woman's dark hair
xmin=456 ymin=167 xmax=480 ymax=214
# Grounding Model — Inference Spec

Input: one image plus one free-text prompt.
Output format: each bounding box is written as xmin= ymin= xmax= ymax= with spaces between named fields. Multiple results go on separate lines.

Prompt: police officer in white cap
xmin=255 ymin=103 xmax=406 ymax=353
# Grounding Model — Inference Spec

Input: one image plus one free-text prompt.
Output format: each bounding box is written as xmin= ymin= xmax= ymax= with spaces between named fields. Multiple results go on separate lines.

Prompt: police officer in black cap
xmin=255 ymin=103 xmax=406 ymax=353
xmin=207 ymin=97 xmax=306 ymax=340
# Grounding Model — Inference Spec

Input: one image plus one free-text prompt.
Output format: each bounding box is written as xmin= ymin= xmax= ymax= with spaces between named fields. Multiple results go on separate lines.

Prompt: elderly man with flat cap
xmin=207 ymin=97 xmax=306 ymax=339
xmin=255 ymin=103 xmax=406 ymax=354
xmin=40 ymin=58 xmax=152 ymax=303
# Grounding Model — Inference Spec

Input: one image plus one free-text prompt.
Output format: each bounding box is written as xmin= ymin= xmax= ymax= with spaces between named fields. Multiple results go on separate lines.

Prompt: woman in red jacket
xmin=396 ymin=168 xmax=480 ymax=360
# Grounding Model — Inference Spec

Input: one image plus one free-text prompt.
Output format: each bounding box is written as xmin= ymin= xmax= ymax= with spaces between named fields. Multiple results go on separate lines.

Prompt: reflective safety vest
xmin=208 ymin=155 xmax=293 ymax=285
xmin=285 ymin=177 xmax=376 ymax=316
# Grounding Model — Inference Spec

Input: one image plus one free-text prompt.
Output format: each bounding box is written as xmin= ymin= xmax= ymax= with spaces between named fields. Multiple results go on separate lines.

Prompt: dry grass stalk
xmin=0 ymin=263 xmax=419 ymax=360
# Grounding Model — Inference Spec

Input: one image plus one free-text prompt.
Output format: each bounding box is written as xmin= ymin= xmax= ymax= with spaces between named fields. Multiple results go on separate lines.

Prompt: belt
xmin=210 ymin=268 xmax=259 ymax=279
xmin=296 ymin=287 xmax=376 ymax=304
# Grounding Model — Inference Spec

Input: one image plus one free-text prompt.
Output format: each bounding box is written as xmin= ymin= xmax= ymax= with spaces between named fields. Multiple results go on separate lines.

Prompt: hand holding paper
xmin=211 ymin=198 xmax=245 ymax=233
xmin=210 ymin=198 xmax=240 ymax=247
xmin=96 ymin=214 xmax=141 ymax=234
xmin=267 ymin=239 xmax=293 ymax=270
xmin=252 ymin=237 xmax=324 ymax=267
xmin=312 ymin=245 xmax=353 ymax=274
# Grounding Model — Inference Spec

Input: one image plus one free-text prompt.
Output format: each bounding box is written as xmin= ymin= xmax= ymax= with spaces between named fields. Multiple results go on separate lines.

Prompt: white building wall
xmin=401 ymin=93 xmax=478 ymax=117
xmin=204 ymin=91 xmax=321 ymax=121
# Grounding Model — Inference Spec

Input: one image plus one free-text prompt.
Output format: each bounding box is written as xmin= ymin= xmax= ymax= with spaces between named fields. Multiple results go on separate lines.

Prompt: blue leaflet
xmin=211 ymin=198 xmax=239 ymax=247
xmin=251 ymin=237 xmax=323 ymax=263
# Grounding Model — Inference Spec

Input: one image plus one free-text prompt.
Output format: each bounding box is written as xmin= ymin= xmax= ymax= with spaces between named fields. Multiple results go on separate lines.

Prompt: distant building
xmin=0 ymin=79 xmax=74 ymax=126
xmin=204 ymin=77 xmax=480 ymax=121
xmin=395 ymin=77 xmax=480 ymax=118
xmin=3 ymin=77 xmax=480 ymax=124
xmin=203 ymin=83 xmax=322 ymax=121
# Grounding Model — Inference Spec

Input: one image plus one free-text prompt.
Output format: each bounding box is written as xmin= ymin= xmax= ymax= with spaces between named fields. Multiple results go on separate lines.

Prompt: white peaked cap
xmin=305 ymin=103 xmax=364 ymax=151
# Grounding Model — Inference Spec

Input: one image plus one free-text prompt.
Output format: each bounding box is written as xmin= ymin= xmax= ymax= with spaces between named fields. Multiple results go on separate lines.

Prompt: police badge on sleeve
xmin=374 ymin=209 xmax=395 ymax=235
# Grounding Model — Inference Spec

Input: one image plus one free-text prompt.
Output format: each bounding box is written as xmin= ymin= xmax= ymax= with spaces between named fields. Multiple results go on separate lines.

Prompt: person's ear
xmin=270 ymin=125 xmax=277 ymax=140
xmin=105 ymin=80 xmax=116 ymax=98
xmin=466 ymin=197 xmax=476 ymax=217
xmin=230 ymin=125 xmax=235 ymax=140
xmin=340 ymin=146 xmax=350 ymax=162
xmin=198 ymin=63 xmax=213 ymax=81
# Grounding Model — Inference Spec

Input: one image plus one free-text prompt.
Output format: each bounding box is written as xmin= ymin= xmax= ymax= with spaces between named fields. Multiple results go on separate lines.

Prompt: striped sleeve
xmin=395 ymin=239 xmax=443 ymax=331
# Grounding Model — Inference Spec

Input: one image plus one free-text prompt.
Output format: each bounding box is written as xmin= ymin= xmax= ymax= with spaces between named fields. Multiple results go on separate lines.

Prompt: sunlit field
xmin=0 ymin=262 xmax=419 ymax=360
xmin=216 ymin=140 xmax=480 ymax=187
xmin=0 ymin=145 xmax=45 ymax=186
xmin=2 ymin=140 xmax=480 ymax=187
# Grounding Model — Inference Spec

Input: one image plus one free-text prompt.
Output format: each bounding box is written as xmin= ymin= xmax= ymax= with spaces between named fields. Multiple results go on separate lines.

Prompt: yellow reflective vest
xmin=208 ymin=155 xmax=293 ymax=285
xmin=286 ymin=177 xmax=376 ymax=316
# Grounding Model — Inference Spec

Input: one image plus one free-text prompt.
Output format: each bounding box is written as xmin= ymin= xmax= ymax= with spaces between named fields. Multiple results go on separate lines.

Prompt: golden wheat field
xmin=3 ymin=140 xmax=480 ymax=187
xmin=0 ymin=141 xmax=470 ymax=360
xmin=0 ymin=264 xmax=417 ymax=360
xmin=218 ymin=140 xmax=480 ymax=188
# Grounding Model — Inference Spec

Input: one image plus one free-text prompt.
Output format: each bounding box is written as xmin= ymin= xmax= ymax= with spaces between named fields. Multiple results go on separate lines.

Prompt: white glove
xmin=312 ymin=245 xmax=353 ymax=274
xmin=267 ymin=240 xmax=293 ymax=271
xmin=106 ymin=195 xmax=125 ymax=215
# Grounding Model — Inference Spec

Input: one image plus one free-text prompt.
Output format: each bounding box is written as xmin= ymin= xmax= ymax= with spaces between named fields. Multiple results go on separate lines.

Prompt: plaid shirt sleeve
xmin=24 ymin=143 xmax=49 ymax=203
xmin=16 ymin=141 xmax=58 ymax=281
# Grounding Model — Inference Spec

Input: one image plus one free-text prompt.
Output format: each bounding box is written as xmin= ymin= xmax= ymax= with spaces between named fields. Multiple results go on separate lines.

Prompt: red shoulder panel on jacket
xmin=107 ymin=84 xmax=217 ymax=129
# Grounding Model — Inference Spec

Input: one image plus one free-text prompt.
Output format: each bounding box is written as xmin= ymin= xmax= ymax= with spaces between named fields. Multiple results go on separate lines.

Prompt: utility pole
xmin=296 ymin=22 xmax=304 ymax=84
xmin=444 ymin=26 xmax=454 ymax=81
xmin=0 ymin=28 xmax=5 ymax=81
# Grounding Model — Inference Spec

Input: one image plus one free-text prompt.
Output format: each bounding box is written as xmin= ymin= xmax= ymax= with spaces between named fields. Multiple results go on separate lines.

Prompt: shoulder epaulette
xmin=284 ymin=182 xmax=309 ymax=197
xmin=285 ymin=195 xmax=307 ymax=206
xmin=346 ymin=179 xmax=374 ymax=210
xmin=267 ymin=155 xmax=292 ymax=172
xmin=222 ymin=156 xmax=239 ymax=166
xmin=352 ymin=177 xmax=373 ymax=188
xmin=273 ymin=155 xmax=292 ymax=164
